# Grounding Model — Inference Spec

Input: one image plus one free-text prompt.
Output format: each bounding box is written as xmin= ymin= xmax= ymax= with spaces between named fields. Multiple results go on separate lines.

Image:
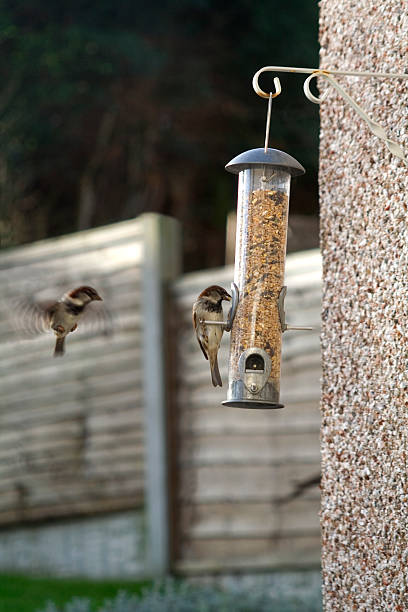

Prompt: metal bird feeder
xmin=222 ymin=147 xmax=306 ymax=409
xmin=219 ymin=65 xmax=408 ymax=409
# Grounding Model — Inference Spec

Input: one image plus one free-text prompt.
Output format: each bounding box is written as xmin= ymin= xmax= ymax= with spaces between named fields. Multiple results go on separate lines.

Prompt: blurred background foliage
xmin=0 ymin=0 xmax=318 ymax=270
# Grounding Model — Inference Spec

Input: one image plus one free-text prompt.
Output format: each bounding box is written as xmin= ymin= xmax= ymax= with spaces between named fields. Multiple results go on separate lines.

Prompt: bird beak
xmin=96 ymin=295 xmax=103 ymax=301
xmin=225 ymin=294 xmax=232 ymax=301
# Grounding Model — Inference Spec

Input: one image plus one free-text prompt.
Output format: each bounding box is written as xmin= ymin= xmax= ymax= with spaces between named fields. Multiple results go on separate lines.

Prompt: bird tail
xmin=210 ymin=354 xmax=222 ymax=387
xmin=54 ymin=336 xmax=65 ymax=357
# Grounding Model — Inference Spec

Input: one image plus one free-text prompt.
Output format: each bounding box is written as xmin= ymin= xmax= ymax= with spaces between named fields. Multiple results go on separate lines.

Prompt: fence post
xmin=141 ymin=213 xmax=182 ymax=576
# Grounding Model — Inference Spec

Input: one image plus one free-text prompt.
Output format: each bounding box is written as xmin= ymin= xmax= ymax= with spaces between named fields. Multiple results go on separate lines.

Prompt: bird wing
xmin=77 ymin=301 xmax=114 ymax=337
xmin=193 ymin=309 xmax=209 ymax=360
xmin=11 ymin=297 xmax=56 ymax=337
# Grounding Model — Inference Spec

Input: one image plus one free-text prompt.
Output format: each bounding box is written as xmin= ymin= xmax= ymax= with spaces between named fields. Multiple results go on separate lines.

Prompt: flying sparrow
xmin=16 ymin=285 xmax=103 ymax=357
xmin=192 ymin=285 xmax=231 ymax=387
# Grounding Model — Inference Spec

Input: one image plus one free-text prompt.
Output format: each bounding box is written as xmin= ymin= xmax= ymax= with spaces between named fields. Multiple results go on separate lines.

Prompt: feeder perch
xmin=222 ymin=147 xmax=307 ymax=409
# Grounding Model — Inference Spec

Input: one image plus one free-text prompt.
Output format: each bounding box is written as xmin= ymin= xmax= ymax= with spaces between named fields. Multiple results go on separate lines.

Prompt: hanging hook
xmin=303 ymin=72 xmax=330 ymax=104
xmin=252 ymin=73 xmax=282 ymax=100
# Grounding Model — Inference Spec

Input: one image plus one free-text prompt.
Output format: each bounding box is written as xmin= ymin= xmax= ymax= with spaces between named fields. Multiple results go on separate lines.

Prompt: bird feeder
xmin=222 ymin=147 xmax=306 ymax=409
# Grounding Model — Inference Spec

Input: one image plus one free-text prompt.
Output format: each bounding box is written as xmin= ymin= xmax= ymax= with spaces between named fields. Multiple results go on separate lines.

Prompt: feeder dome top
xmin=226 ymin=147 xmax=305 ymax=176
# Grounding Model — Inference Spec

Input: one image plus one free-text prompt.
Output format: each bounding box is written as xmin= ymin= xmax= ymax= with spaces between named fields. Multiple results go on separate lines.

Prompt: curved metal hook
xmin=252 ymin=71 xmax=282 ymax=99
xmin=303 ymin=73 xmax=330 ymax=105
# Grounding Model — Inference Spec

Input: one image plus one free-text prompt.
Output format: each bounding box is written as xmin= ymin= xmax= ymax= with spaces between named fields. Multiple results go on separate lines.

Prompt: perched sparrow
xmin=16 ymin=285 xmax=103 ymax=357
xmin=192 ymin=285 xmax=231 ymax=387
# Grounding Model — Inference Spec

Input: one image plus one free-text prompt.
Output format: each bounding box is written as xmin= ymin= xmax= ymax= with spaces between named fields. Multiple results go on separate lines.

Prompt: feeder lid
xmin=226 ymin=147 xmax=305 ymax=176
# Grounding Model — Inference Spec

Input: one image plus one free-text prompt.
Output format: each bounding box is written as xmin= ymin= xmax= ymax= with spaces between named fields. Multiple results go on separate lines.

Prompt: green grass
xmin=0 ymin=573 xmax=152 ymax=612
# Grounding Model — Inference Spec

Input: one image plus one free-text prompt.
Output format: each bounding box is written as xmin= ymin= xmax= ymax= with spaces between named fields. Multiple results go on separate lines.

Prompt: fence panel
xmin=171 ymin=249 xmax=321 ymax=573
xmin=0 ymin=219 xmax=146 ymax=525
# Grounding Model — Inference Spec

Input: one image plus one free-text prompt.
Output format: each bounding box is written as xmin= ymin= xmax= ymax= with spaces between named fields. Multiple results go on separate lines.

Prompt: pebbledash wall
xmin=319 ymin=2 xmax=408 ymax=610
xmin=0 ymin=214 xmax=321 ymax=578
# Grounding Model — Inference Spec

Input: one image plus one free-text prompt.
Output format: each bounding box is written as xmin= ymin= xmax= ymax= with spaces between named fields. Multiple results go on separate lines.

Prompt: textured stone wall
xmin=319 ymin=2 xmax=408 ymax=610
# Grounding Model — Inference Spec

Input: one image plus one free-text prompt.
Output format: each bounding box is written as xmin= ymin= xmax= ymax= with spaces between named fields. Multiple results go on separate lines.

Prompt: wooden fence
xmin=171 ymin=249 xmax=321 ymax=573
xmin=0 ymin=214 xmax=321 ymax=576
xmin=0 ymin=217 xmax=150 ymax=525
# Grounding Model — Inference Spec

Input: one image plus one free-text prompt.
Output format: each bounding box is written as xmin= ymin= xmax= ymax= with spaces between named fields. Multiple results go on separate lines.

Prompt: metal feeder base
xmin=222 ymin=399 xmax=284 ymax=409
xmin=224 ymin=378 xmax=283 ymax=409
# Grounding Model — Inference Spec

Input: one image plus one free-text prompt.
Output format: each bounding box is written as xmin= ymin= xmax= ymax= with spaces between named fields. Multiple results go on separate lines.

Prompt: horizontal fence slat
xmin=180 ymin=498 xmax=320 ymax=539
xmin=178 ymin=534 xmax=320 ymax=566
xmin=178 ymin=431 xmax=320 ymax=466
xmin=0 ymin=218 xmax=145 ymax=269
xmin=0 ymin=494 xmax=144 ymax=526
xmin=179 ymin=462 xmax=320 ymax=503
xmin=177 ymin=402 xmax=320 ymax=436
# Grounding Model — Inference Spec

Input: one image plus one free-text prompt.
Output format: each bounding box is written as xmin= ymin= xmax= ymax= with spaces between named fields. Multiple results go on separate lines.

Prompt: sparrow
xmin=192 ymin=285 xmax=231 ymax=387
xmin=16 ymin=285 xmax=103 ymax=357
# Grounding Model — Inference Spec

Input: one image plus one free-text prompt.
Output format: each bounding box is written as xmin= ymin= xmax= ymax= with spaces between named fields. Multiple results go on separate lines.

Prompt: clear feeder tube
xmin=229 ymin=167 xmax=290 ymax=407
xmin=222 ymin=148 xmax=305 ymax=409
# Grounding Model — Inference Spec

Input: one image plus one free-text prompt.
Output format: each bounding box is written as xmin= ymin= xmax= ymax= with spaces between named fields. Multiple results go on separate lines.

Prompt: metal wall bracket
xmin=252 ymin=65 xmax=408 ymax=165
